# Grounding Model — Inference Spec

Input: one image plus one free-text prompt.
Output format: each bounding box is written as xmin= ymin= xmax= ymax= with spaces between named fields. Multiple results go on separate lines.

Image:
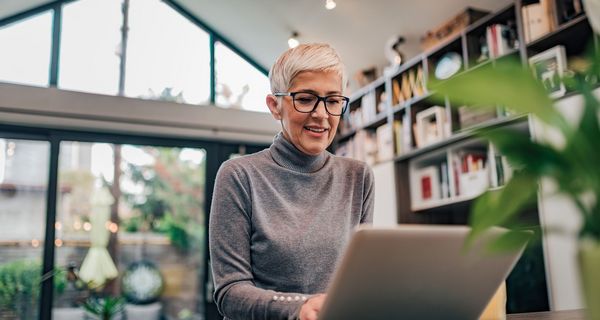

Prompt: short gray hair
xmin=269 ymin=43 xmax=347 ymax=94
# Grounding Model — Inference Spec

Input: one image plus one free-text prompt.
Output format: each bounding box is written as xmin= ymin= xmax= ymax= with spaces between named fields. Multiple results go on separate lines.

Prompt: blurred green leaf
xmin=486 ymin=229 xmax=535 ymax=253
xmin=467 ymin=172 xmax=538 ymax=246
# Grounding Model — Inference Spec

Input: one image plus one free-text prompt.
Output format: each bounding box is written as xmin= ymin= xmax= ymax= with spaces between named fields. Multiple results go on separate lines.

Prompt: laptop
xmin=318 ymin=225 xmax=527 ymax=320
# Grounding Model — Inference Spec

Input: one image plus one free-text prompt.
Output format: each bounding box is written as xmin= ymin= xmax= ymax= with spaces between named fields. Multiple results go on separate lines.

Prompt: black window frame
xmin=0 ymin=122 xmax=268 ymax=320
xmin=0 ymin=0 xmax=268 ymax=104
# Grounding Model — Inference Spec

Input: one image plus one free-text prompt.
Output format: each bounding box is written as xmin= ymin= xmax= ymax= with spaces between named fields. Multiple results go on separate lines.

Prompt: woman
xmin=209 ymin=43 xmax=374 ymax=320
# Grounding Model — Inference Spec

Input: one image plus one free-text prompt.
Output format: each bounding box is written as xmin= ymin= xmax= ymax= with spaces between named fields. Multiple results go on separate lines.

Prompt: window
xmin=58 ymin=0 xmax=122 ymax=95
xmin=215 ymin=41 xmax=270 ymax=112
xmin=54 ymin=141 xmax=208 ymax=319
xmin=125 ymin=0 xmax=210 ymax=104
xmin=0 ymin=138 xmax=50 ymax=319
xmin=0 ymin=11 xmax=53 ymax=87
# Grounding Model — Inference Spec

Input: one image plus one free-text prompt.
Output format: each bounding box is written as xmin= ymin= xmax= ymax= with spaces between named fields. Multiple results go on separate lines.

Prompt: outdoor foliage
xmin=122 ymin=147 xmax=205 ymax=251
xmin=0 ymin=260 xmax=66 ymax=318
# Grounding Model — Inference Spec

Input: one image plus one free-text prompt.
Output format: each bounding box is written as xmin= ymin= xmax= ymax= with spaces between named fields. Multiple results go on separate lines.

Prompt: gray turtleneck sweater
xmin=209 ymin=133 xmax=374 ymax=320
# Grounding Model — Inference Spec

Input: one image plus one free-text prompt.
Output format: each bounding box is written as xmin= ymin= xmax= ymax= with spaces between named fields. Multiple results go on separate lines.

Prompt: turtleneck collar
xmin=269 ymin=132 xmax=329 ymax=173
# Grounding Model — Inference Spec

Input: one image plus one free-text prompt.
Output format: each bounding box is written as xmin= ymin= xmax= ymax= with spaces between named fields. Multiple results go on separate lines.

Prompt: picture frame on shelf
xmin=415 ymin=106 xmax=447 ymax=147
xmin=529 ymin=45 xmax=567 ymax=98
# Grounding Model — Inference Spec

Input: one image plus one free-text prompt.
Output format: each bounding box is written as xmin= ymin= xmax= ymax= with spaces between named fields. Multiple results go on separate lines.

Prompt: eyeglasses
xmin=273 ymin=91 xmax=349 ymax=116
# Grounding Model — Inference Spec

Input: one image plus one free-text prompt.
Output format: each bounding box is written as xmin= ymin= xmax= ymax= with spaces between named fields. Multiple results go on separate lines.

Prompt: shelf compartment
xmin=465 ymin=4 xmax=519 ymax=69
xmin=411 ymin=192 xmax=481 ymax=212
xmin=526 ymin=14 xmax=592 ymax=57
xmin=394 ymin=114 xmax=529 ymax=162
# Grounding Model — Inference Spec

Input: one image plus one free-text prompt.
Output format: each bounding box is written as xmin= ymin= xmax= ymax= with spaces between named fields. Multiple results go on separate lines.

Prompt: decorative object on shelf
xmin=384 ymin=36 xmax=406 ymax=75
xmin=354 ymin=66 xmax=377 ymax=87
xmin=415 ymin=106 xmax=447 ymax=147
xmin=486 ymin=23 xmax=518 ymax=58
xmin=457 ymin=105 xmax=497 ymax=130
xmin=529 ymin=45 xmax=568 ymax=98
xmin=433 ymin=49 xmax=600 ymax=320
xmin=561 ymin=0 xmax=584 ymax=22
xmin=522 ymin=0 xmax=556 ymax=43
xmin=420 ymin=7 xmax=489 ymax=51
xmin=583 ymin=0 xmax=600 ymax=33
xmin=434 ymin=52 xmax=462 ymax=80
xmin=121 ymin=261 xmax=164 ymax=305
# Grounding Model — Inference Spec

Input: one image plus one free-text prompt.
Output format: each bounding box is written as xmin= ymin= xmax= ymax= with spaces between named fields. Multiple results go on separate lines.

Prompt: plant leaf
xmin=479 ymin=128 xmax=570 ymax=179
xmin=467 ymin=171 xmax=538 ymax=246
xmin=485 ymin=229 xmax=535 ymax=253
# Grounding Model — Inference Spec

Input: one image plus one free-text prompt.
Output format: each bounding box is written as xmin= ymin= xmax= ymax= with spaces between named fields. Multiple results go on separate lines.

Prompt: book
xmin=392 ymin=79 xmax=403 ymax=106
xmin=486 ymin=24 xmax=513 ymax=58
xmin=401 ymin=73 xmax=412 ymax=101
xmin=440 ymin=162 xmax=449 ymax=198
xmin=393 ymin=120 xmax=404 ymax=156
xmin=417 ymin=166 xmax=441 ymax=201
xmin=522 ymin=1 xmax=554 ymax=43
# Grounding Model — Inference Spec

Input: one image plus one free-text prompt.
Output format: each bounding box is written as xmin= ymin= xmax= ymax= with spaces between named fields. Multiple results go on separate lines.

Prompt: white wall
xmin=372 ymin=161 xmax=398 ymax=226
xmin=0 ymin=83 xmax=280 ymax=144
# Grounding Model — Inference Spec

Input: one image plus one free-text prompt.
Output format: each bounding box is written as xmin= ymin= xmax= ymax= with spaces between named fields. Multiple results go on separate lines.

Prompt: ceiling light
xmin=325 ymin=0 xmax=336 ymax=10
xmin=288 ymin=32 xmax=299 ymax=48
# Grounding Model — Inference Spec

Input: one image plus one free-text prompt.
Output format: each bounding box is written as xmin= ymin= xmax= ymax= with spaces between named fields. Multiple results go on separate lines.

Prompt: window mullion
xmin=118 ymin=0 xmax=130 ymax=96
xmin=210 ymin=34 xmax=216 ymax=105
xmin=49 ymin=3 xmax=62 ymax=86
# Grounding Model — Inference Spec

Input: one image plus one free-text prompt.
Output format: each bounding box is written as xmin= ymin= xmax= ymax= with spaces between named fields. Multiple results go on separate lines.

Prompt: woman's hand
xmin=298 ymin=294 xmax=327 ymax=320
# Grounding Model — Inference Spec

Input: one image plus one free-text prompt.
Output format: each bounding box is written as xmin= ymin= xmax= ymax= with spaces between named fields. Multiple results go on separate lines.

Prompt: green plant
xmin=432 ymin=47 xmax=600 ymax=248
xmin=82 ymin=296 xmax=125 ymax=320
xmin=0 ymin=260 xmax=67 ymax=317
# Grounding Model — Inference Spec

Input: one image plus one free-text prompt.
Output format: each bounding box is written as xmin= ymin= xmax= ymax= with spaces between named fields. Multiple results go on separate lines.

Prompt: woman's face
xmin=267 ymin=70 xmax=342 ymax=156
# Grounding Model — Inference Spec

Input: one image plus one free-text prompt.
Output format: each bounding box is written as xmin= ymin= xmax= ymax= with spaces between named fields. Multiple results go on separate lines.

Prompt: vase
xmin=583 ymin=0 xmax=600 ymax=34
xmin=579 ymin=238 xmax=600 ymax=320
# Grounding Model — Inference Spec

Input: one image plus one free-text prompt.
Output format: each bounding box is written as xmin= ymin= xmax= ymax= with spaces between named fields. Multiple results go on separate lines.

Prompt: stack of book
xmin=485 ymin=24 xmax=515 ymax=58
xmin=451 ymin=151 xmax=489 ymax=197
xmin=415 ymin=162 xmax=451 ymax=203
xmin=522 ymin=0 xmax=556 ymax=43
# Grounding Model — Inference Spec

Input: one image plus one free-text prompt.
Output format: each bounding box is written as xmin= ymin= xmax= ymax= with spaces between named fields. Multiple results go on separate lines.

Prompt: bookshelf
xmin=334 ymin=0 xmax=595 ymax=314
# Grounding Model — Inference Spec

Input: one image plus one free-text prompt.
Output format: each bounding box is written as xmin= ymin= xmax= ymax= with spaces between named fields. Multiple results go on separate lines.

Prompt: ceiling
xmin=1 ymin=0 xmax=511 ymax=91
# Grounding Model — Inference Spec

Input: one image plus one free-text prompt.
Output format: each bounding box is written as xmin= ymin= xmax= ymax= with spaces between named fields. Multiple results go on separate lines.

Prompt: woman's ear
xmin=266 ymin=95 xmax=282 ymax=120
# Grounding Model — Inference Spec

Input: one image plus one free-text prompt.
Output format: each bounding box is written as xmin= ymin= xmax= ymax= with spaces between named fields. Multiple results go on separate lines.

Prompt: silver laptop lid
xmin=319 ymin=225 xmax=526 ymax=320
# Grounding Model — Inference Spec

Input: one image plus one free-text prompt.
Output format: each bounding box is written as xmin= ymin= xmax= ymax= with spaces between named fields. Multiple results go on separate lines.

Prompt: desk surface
xmin=507 ymin=309 xmax=586 ymax=320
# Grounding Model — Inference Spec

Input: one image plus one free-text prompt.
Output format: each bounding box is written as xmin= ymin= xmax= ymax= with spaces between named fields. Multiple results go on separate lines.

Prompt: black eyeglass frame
xmin=273 ymin=92 xmax=350 ymax=116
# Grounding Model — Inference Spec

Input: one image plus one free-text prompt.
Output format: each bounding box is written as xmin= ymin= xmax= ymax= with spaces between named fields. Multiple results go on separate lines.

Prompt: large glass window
xmin=0 ymin=138 xmax=49 ymax=319
xmin=54 ymin=141 xmax=207 ymax=319
xmin=0 ymin=11 xmax=53 ymax=87
xmin=125 ymin=0 xmax=210 ymax=104
xmin=215 ymin=41 xmax=270 ymax=112
xmin=58 ymin=0 xmax=122 ymax=95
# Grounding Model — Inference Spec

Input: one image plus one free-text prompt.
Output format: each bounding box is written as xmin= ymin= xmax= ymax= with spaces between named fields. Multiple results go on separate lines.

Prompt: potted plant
xmin=82 ymin=296 xmax=125 ymax=320
xmin=433 ymin=47 xmax=600 ymax=319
